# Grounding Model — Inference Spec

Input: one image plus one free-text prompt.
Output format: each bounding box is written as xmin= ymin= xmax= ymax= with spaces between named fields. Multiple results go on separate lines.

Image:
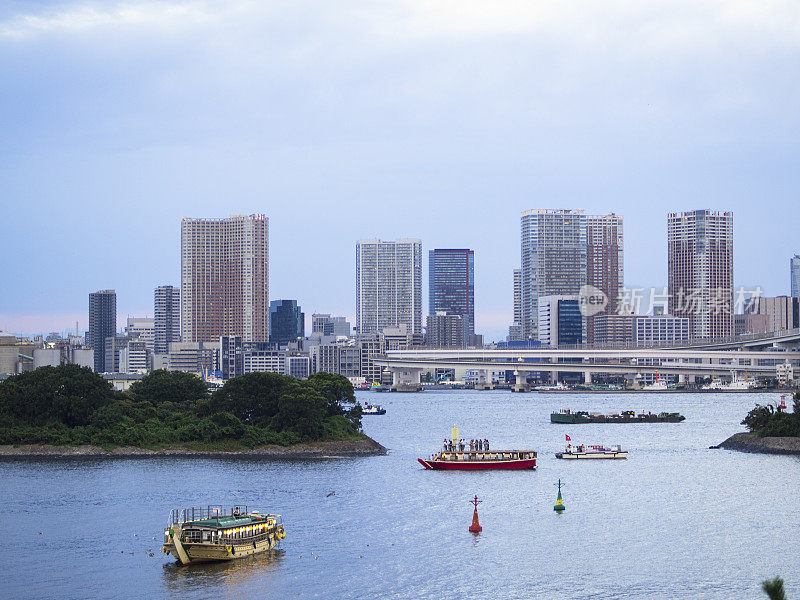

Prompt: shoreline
xmin=714 ymin=432 xmax=800 ymax=456
xmin=0 ymin=436 xmax=388 ymax=459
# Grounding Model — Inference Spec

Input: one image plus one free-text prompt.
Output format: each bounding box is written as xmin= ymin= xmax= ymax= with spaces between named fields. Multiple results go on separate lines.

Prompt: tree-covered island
xmin=0 ymin=365 xmax=372 ymax=453
xmin=718 ymin=391 xmax=800 ymax=455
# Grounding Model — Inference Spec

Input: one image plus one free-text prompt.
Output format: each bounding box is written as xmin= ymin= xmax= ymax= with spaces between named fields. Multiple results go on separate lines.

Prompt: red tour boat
xmin=418 ymin=449 xmax=537 ymax=470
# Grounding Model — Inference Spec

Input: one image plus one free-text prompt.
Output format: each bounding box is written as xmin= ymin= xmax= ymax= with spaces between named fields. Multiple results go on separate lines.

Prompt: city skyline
xmin=2 ymin=2 xmax=800 ymax=341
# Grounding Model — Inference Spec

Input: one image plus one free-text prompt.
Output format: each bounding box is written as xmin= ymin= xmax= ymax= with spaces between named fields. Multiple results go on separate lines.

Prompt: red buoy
xmin=469 ymin=495 xmax=483 ymax=532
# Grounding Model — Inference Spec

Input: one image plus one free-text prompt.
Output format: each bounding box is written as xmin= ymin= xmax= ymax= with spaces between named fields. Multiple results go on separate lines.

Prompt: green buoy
xmin=554 ymin=479 xmax=565 ymax=512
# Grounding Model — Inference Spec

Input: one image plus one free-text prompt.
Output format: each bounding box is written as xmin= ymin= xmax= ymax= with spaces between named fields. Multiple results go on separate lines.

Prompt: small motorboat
xmin=555 ymin=444 xmax=627 ymax=459
xmin=362 ymin=402 xmax=386 ymax=415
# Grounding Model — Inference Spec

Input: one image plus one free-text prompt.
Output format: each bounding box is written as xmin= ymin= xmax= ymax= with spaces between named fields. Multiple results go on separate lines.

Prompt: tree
xmin=762 ymin=577 xmax=786 ymax=600
xmin=129 ymin=369 xmax=208 ymax=405
xmin=209 ymin=372 xmax=293 ymax=425
xmin=306 ymin=372 xmax=355 ymax=416
xmin=0 ymin=364 xmax=114 ymax=427
xmin=270 ymin=382 xmax=327 ymax=440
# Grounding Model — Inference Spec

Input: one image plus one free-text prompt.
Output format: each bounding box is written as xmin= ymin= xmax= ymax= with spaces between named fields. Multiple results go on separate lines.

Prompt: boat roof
xmin=183 ymin=514 xmax=278 ymax=529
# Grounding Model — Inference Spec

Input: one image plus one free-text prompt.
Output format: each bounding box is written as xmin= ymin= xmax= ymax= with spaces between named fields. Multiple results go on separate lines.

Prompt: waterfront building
xmin=587 ymin=214 xmax=624 ymax=345
xmin=755 ymin=296 xmax=800 ymax=332
xmin=667 ymin=210 xmax=733 ymax=339
xmin=591 ymin=314 xmax=635 ymax=345
xmin=358 ymin=335 xmax=383 ymax=383
xmin=734 ymin=313 xmax=769 ymax=336
xmin=632 ymin=315 xmax=691 ymax=346
xmin=88 ymin=289 xmax=116 ymax=372
xmin=425 ymin=312 xmax=465 ymax=348
xmin=537 ymin=295 xmax=584 ymax=347
xmin=154 ymin=285 xmax=181 ymax=354
xmin=311 ymin=314 xmax=351 ymax=337
xmin=521 ymin=209 xmax=587 ymax=340
xmin=269 ymin=300 xmax=305 ymax=347
xmin=791 ymin=255 xmax=800 ymax=298
xmin=181 ymin=214 xmax=269 ymax=343
xmin=429 ymin=248 xmax=474 ymax=342
xmin=355 ymin=238 xmax=422 ymax=335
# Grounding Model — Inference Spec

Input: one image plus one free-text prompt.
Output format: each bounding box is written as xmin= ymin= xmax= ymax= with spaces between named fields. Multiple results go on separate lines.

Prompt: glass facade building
xmin=88 ymin=289 xmax=116 ymax=373
xmin=428 ymin=248 xmax=474 ymax=341
xmin=269 ymin=300 xmax=305 ymax=347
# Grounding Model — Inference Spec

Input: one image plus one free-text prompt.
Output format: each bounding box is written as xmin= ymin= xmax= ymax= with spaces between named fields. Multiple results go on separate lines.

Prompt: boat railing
xmin=170 ymin=505 xmax=250 ymax=525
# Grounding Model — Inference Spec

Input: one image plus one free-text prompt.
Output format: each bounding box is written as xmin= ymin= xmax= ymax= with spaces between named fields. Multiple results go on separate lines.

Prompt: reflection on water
xmin=162 ymin=549 xmax=285 ymax=595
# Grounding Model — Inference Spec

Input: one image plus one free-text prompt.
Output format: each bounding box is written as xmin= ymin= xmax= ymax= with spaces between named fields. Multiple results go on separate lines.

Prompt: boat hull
xmin=166 ymin=535 xmax=280 ymax=565
xmin=555 ymin=451 xmax=627 ymax=459
xmin=418 ymin=457 xmax=537 ymax=470
xmin=551 ymin=413 xmax=684 ymax=424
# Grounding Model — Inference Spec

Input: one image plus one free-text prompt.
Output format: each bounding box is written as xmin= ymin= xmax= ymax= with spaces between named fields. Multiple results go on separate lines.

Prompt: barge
xmin=555 ymin=444 xmax=627 ymax=459
xmin=551 ymin=409 xmax=685 ymax=424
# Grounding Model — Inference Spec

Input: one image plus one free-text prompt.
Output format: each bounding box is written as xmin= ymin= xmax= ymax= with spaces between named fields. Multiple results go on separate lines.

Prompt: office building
xmin=125 ymin=317 xmax=154 ymax=352
xmin=88 ymin=290 xmax=116 ymax=372
xmin=587 ymin=214 xmax=624 ymax=345
xmin=591 ymin=314 xmax=635 ymax=345
xmin=521 ymin=209 xmax=587 ymax=340
xmin=356 ymin=238 xmax=422 ymax=335
xmin=220 ymin=335 xmax=244 ymax=380
xmin=311 ymin=314 xmax=351 ymax=337
xmin=734 ymin=313 xmax=769 ymax=336
xmin=181 ymin=214 xmax=269 ymax=343
xmin=632 ymin=315 xmax=691 ymax=346
xmin=154 ymin=285 xmax=181 ymax=354
xmin=429 ymin=248 xmax=475 ymax=341
xmin=167 ymin=341 xmax=219 ymax=375
xmin=755 ymin=296 xmax=800 ymax=332
xmin=667 ymin=210 xmax=733 ymax=339
xmin=425 ymin=312 xmax=465 ymax=348
xmin=287 ymin=355 xmax=310 ymax=379
xmin=269 ymin=300 xmax=304 ymax=347
xmin=537 ymin=296 xmax=584 ymax=347
xmin=104 ymin=334 xmax=129 ymax=374
xmin=792 ymin=255 xmax=800 ymax=298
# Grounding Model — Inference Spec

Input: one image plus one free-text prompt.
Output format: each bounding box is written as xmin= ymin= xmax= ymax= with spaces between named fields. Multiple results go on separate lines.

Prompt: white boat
xmin=362 ymin=402 xmax=386 ymax=415
xmin=643 ymin=380 xmax=671 ymax=391
xmin=556 ymin=444 xmax=627 ymax=459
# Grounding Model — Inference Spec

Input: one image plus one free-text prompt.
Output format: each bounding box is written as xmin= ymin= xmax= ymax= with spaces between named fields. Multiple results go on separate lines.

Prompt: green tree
xmin=209 ymin=372 xmax=292 ymax=425
xmin=762 ymin=577 xmax=786 ymax=600
xmin=306 ymin=372 xmax=355 ymax=416
xmin=0 ymin=364 xmax=114 ymax=427
xmin=270 ymin=382 xmax=327 ymax=440
xmin=129 ymin=369 xmax=208 ymax=405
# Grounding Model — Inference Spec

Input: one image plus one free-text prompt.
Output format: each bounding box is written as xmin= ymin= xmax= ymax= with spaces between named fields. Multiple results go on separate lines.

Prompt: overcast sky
xmin=1 ymin=0 xmax=799 ymax=341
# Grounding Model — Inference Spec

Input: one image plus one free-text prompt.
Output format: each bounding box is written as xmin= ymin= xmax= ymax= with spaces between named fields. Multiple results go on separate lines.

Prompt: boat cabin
xmin=435 ymin=450 xmax=537 ymax=461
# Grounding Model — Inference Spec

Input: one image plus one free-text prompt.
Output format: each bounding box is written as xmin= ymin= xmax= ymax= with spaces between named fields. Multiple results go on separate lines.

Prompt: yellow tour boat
xmin=163 ymin=505 xmax=286 ymax=565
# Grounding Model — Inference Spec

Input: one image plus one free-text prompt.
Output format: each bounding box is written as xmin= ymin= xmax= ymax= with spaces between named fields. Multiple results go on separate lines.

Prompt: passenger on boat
xmin=443 ymin=439 xmax=447 ymax=452
xmin=484 ymin=439 xmax=489 ymax=451
xmin=459 ymin=439 xmax=465 ymax=452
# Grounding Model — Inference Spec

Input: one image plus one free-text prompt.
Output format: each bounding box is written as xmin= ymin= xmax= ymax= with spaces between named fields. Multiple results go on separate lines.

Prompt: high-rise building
xmin=425 ymin=312 xmax=465 ymax=348
xmin=587 ymin=214 xmax=624 ymax=345
xmin=269 ymin=300 xmax=305 ymax=347
xmin=755 ymin=296 xmax=800 ymax=332
xmin=632 ymin=315 xmax=691 ymax=346
xmin=125 ymin=317 xmax=154 ymax=352
xmin=513 ymin=268 xmax=522 ymax=326
xmin=88 ymin=289 xmax=116 ymax=373
xmin=791 ymin=255 xmax=800 ymax=298
xmin=667 ymin=210 xmax=733 ymax=339
xmin=311 ymin=314 xmax=351 ymax=337
xmin=537 ymin=295 xmax=584 ymax=347
xmin=521 ymin=209 xmax=587 ymax=340
xmin=181 ymin=214 xmax=269 ymax=343
xmin=356 ymin=239 xmax=422 ymax=335
xmin=428 ymin=249 xmax=475 ymax=342
xmin=154 ymin=285 xmax=181 ymax=354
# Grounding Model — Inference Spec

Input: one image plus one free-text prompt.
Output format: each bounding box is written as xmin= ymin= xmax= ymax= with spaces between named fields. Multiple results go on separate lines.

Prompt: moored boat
xmin=362 ymin=402 xmax=386 ymax=415
xmin=418 ymin=449 xmax=537 ymax=470
xmin=162 ymin=505 xmax=285 ymax=565
xmin=551 ymin=409 xmax=685 ymax=424
xmin=555 ymin=444 xmax=627 ymax=459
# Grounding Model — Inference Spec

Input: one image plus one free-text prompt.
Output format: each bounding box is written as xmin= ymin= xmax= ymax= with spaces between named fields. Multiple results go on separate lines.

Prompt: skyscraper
xmin=88 ymin=289 xmax=116 ymax=373
xmin=154 ymin=285 xmax=181 ymax=354
xmin=269 ymin=300 xmax=305 ymax=347
xmin=356 ymin=239 xmax=422 ymax=335
xmin=667 ymin=210 xmax=733 ymax=339
xmin=181 ymin=214 xmax=269 ymax=343
xmin=513 ymin=268 xmax=522 ymax=326
xmin=791 ymin=255 xmax=800 ymax=298
xmin=428 ymin=248 xmax=474 ymax=341
xmin=586 ymin=214 xmax=624 ymax=345
xmin=520 ymin=209 xmax=587 ymax=340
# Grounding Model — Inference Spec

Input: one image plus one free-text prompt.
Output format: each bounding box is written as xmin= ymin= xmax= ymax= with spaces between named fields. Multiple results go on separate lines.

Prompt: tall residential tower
xmin=667 ymin=210 xmax=733 ymax=339
xmin=520 ymin=209 xmax=587 ymax=340
xmin=181 ymin=214 xmax=269 ymax=342
xmin=586 ymin=214 xmax=624 ymax=345
xmin=154 ymin=285 xmax=181 ymax=354
xmin=88 ymin=289 xmax=116 ymax=372
xmin=356 ymin=239 xmax=422 ymax=335
xmin=428 ymin=248 xmax=475 ymax=342
xmin=791 ymin=254 xmax=800 ymax=298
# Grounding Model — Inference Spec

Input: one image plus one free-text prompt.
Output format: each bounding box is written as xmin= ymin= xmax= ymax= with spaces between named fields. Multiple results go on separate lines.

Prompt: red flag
xmin=566 ymin=434 xmax=571 ymax=441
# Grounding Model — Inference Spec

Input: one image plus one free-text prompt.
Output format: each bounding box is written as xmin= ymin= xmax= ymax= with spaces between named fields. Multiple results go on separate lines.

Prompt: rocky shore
xmin=0 ymin=436 xmax=388 ymax=459
xmin=715 ymin=432 xmax=800 ymax=456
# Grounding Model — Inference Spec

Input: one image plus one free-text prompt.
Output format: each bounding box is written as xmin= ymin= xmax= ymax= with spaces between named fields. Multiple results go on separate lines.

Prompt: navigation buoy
xmin=554 ymin=479 xmax=565 ymax=512
xmin=468 ymin=495 xmax=483 ymax=532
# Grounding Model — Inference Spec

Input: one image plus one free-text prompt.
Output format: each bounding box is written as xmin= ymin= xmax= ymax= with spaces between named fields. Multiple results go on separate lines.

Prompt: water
xmin=2 ymin=391 xmax=798 ymax=600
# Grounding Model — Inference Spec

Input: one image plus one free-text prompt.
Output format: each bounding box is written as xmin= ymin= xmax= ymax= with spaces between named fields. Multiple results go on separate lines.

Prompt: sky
xmin=1 ymin=0 xmax=799 ymax=342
